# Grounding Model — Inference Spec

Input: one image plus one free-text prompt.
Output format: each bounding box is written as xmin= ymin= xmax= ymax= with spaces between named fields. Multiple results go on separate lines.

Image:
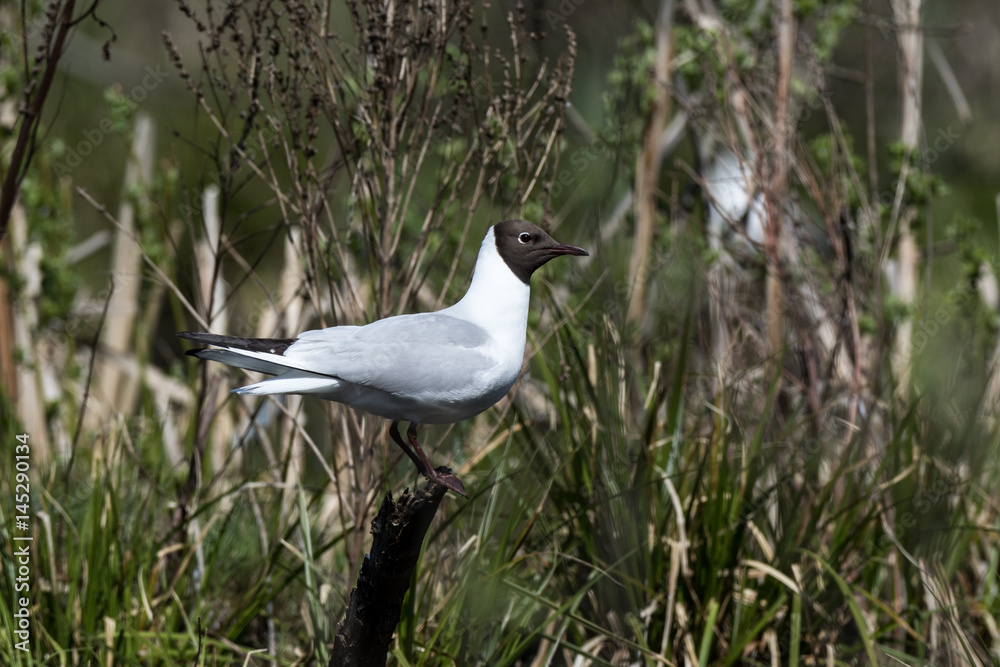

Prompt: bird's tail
xmin=178 ymin=331 xmax=344 ymax=396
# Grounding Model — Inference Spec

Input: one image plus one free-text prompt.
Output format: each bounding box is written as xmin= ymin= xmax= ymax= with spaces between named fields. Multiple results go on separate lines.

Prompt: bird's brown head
xmin=492 ymin=219 xmax=588 ymax=284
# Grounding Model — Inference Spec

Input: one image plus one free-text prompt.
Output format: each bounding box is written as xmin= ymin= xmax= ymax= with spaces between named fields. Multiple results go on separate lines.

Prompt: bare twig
xmin=763 ymin=0 xmax=795 ymax=389
xmin=627 ymin=0 xmax=674 ymax=328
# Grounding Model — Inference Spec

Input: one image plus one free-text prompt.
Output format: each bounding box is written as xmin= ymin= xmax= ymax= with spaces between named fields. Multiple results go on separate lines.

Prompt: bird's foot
xmin=423 ymin=466 xmax=468 ymax=498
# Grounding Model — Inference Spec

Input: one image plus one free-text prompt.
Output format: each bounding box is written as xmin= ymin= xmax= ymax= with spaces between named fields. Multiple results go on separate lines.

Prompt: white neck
xmin=443 ymin=226 xmax=531 ymax=347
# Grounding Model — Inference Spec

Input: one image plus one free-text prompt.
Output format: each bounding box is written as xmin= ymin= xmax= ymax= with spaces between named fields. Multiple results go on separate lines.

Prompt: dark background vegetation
xmin=3 ymin=0 xmax=1000 ymax=664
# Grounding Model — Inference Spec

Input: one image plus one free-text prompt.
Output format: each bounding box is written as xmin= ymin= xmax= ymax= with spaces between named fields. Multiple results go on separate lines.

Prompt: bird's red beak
xmin=547 ymin=242 xmax=589 ymax=257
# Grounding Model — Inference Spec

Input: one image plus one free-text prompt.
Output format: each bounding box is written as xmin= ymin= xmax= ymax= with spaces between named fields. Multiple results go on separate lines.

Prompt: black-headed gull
xmin=179 ymin=220 xmax=588 ymax=496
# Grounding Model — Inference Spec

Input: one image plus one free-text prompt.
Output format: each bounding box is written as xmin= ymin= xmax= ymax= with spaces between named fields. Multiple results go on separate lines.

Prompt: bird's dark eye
xmin=518 ymin=232 xmax=531 ymax=244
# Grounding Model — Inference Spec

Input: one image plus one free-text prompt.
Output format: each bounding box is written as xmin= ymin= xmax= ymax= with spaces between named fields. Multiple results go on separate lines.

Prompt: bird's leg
xmin=388 ymin=421 xmax=467 ymax=497
xmin=389 ymin=421 xmax=426 ymax=472
xmin=404 ymin=422 xmax=468 ymax=497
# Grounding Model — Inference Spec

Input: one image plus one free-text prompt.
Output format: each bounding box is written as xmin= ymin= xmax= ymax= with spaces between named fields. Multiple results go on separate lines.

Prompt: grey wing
xmin=286 ymin=313 xmax=497 ymax=395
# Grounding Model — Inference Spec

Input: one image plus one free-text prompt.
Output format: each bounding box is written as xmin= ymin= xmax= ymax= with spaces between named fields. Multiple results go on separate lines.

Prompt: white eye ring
xmin=518 ymin=232 xmax=531 ymax=244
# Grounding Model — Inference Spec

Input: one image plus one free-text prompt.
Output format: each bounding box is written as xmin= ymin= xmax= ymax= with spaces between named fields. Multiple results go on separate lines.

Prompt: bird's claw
xmin=424 ymin=466 xmax=468 ymax=497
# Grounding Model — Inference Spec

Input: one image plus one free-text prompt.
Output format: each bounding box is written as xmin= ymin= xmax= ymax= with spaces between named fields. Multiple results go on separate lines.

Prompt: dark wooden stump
xmin=329 ymin=473 xmax=450 ymax=667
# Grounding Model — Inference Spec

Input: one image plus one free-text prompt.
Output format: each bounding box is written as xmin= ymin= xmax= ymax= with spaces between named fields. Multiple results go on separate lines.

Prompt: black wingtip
xmin=176 ymin=331 xmax=297 ymax=355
